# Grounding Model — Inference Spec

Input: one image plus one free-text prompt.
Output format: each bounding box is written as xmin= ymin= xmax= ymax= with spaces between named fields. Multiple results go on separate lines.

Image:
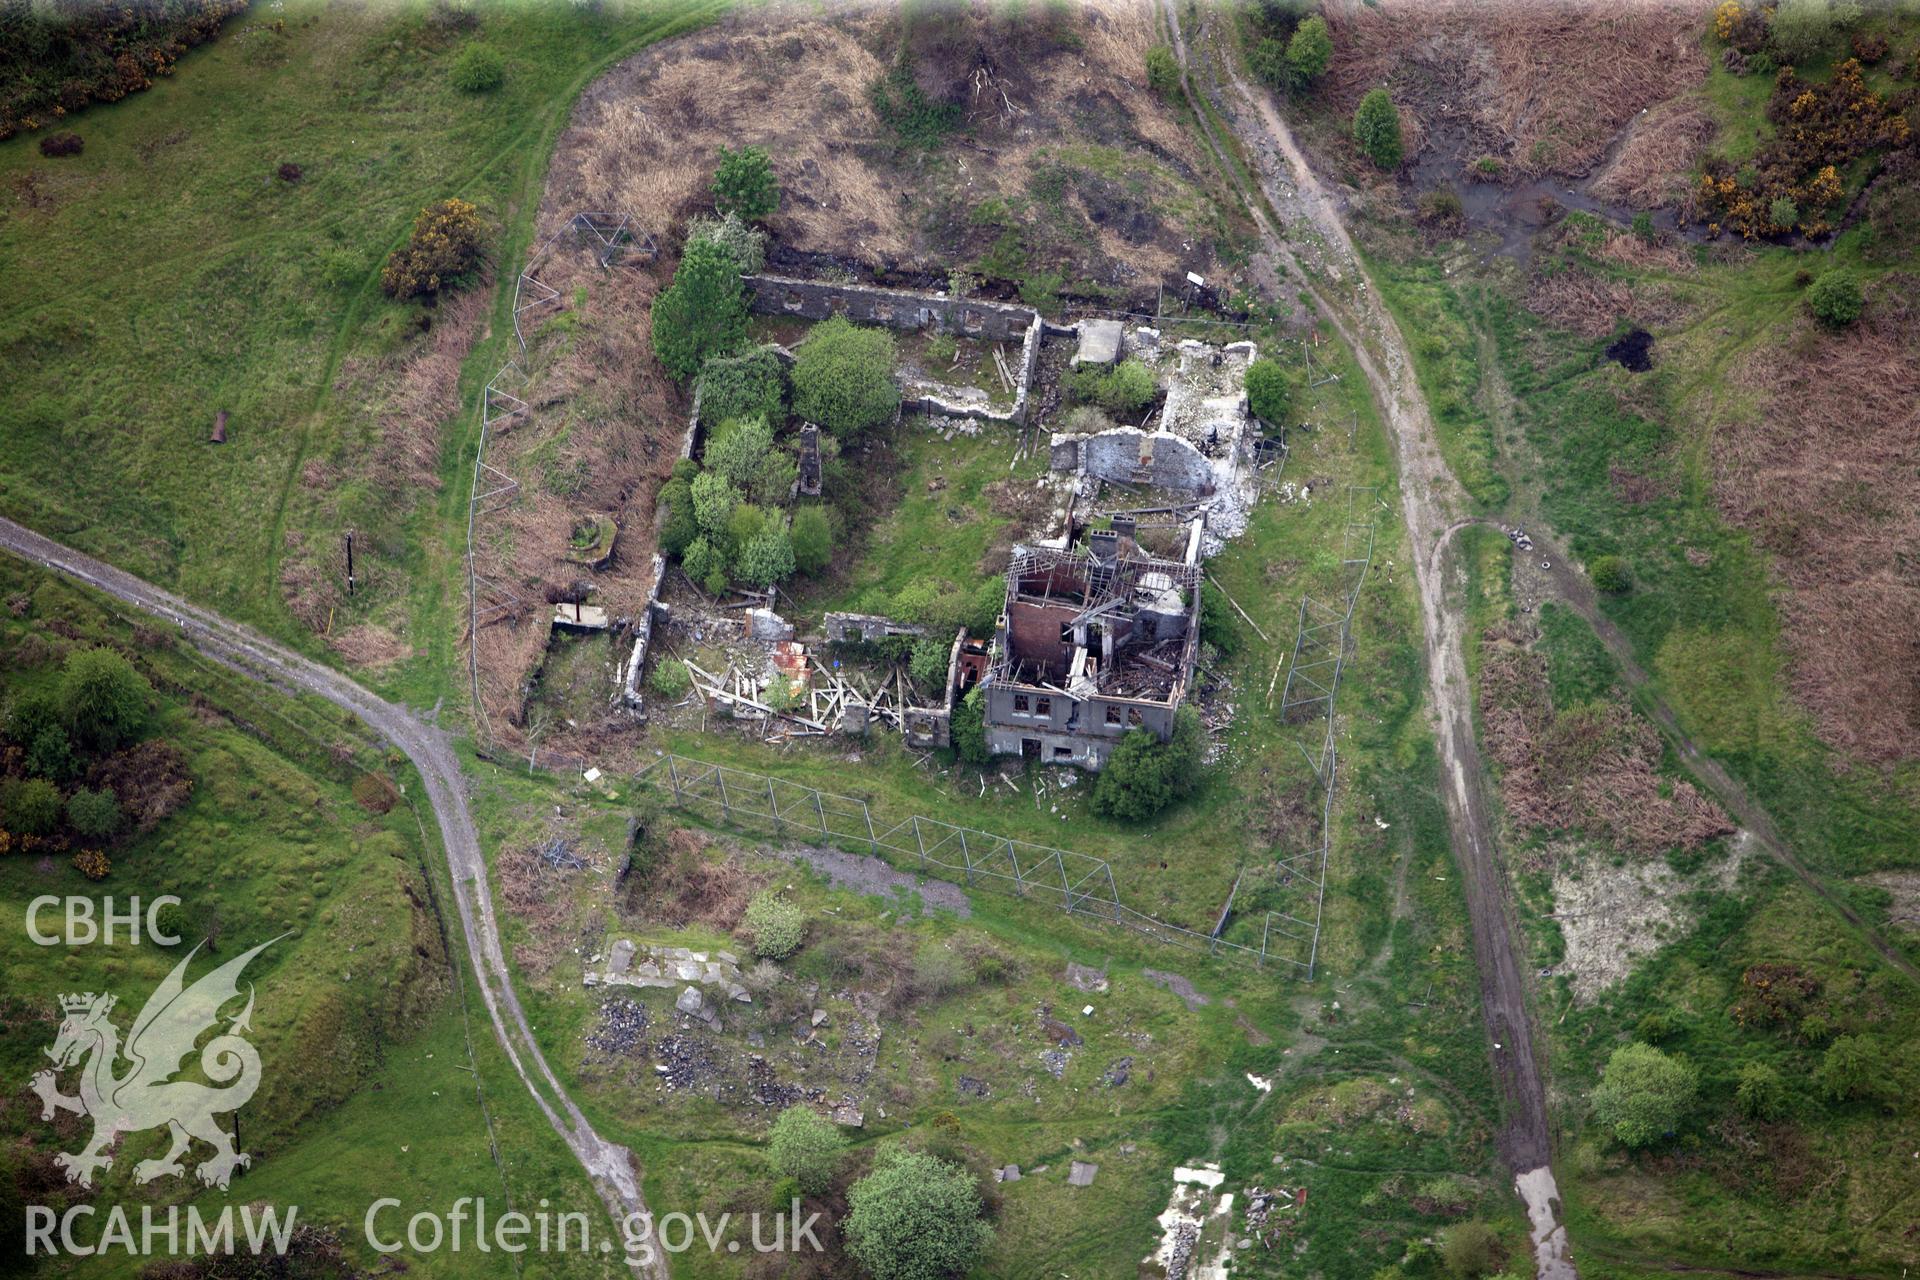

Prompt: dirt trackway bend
xmin=1161 ymin=10 xmax=1575 ymax=1278
xmin=0 ymin=515 xmax=668 ymax=1279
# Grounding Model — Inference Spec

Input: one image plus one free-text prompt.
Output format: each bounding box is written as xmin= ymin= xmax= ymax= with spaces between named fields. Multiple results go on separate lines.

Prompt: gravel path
xmin=0 ymin=516 xmax=669 ymax=1278
xmin=1158 ymin=10 xmax=1574 ymax=1276
xmin=771 ymin=842 xmax=973 ymax=917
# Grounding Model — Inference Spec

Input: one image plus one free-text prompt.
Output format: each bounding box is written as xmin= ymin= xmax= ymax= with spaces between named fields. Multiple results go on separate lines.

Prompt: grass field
xmin=0 ymin=558 xmax=616 ymax=1278
xmin=0 ymin=0 xmax=715 ymax=710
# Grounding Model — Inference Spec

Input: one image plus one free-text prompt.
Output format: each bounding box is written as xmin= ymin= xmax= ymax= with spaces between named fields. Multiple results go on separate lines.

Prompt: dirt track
xmin=0 ymin=516 xmax=670 ymax=1280
xmin=1159 ymin=10 xmax=1575 ymax=1277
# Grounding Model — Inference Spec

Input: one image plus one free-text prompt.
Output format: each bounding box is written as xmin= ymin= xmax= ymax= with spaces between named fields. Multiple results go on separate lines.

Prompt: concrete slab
xmin=1073 ymin=319 xmax=1124 ymax=366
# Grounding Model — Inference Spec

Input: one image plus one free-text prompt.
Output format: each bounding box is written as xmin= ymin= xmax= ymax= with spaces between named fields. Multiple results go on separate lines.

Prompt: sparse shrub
xmin=62 ymin=647 xmax=151 ymax=751
xmin=844 ymin=1149 xmax=994 ymax=1280
xmin=712 ymin=144 xmax=778 ymax=221
xmin=1471 ymin=155 xmax=1504 ymax=180
xmin=1735 ymin=1061 xmax=1789 ymax=1120
xmin=1244 ymin=357 xmax=1291 ymax=426
xmin=1062 ymin=405 xmax=1113 ymax=435
xmin=1633 ymin=1011 xmax=1673 ymax=1043
xmin=924 ymin=332 xmax=959 ymax=368
xmin=1071 ymin=359 xmax=1156 ymax=417
xmin=1354 ymin=87 xmax=1404 ymax=169
xmin=687 ymin=212 xmax=767 ymax=276
xmin=71 ymin=850 xmax=111 ymax=882
xmin=1769 ymin=196 xmax=1799 ymax=230
xmin=648 ymin=658 xmax=692 ymax=700
xmin=26 ymin=724 xmax=77 ymax=784
xmin=66 ymin=787 xmax=121 ymax=840
xmin=912 ymin=941 xmax=974 ymax=997
xmin=449 ymin=43 xmax=505 ymax=93
xmin=951 ymin=686 xmax=988 ymax=764
xmin=743 ymin=890 xmax=805 ymax=959
xmin=1090 ymin=705 xmax=1206 ymax=821
xmin=86 ymin=739 xmax=191 ymax=832
xmin=381 ymin=198 xmax=486 ymax=300
xmin=736 ymin=526 xmax=796 ymax=587
xmin=39 ymin=132 xmax=83 ymax=158
xmin=790 ymin=506 xmax=834 ymax=576
xmin=1589 ymin=555 xmax=1631 ymax=593
xmin=1818 ymin=1034 xmax=1892 ymax=1104
xmin=1631 ymin=211 xmax=1655 ymax=242
xmin=277 ymin=162 xmax=303 ymax=182
xmin=1806 ymin=270 xmax=1863 ymax=326
xmin=1419 ymin=187 xmax=1465 ymax=226
xmin=1 ymin=777 xmax=62 ymax=837
xmin=791 ymin=316 xmax=900 ymax=440
xmin=1249 ymin=37 xmax=1289 ymax=89
xmin=651 ymin=235 xmax=750 ymax=380
xmin=1768 ymin=0 xmax=1852 ymax=64
xmin=869 ymin=62 xmax=960 ymax=149
xmin=697 ymin=347 xmax=786 ymax=428
xmin=909 ymin=635 xmax=952 ymax=690
xmin=658 ymin=460 xmax=700 ymax=559
xmin=1200 ymin=582 xmax=1241 ymax=658
xmin=768 ymin=1106 xmax=846 ymax=1195
xmin=1146 ymin=44 xmax=1180 ymax=96
xmin=1439 ymin=1221 xmax=1503 ymax=1279
xmin=1590 ymin=1042 xmax=1696 ymax=1146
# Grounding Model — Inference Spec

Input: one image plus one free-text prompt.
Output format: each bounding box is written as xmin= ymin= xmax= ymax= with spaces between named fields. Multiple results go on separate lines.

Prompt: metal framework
xmin=634 ymin=753 xmax=1309 ymax=975
xmin=1258 ymin=485 xmax=1383 ymax=977
xmin=463 ymin=212 xmax=655 ymax=746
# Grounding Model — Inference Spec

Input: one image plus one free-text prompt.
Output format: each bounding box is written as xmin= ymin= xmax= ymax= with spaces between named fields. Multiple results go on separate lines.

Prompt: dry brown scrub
xmin=469 ymin=241 xmax=683 ymax=746
xmin=1480 ymin=621 xmax=1733 ymax=853
xmin=1715 ymin=278 xmax=1920 ymax=763
xmin=1524 ymin=266 xmax=1685 ymax=339
xmin=1591 ymin=100 xmax=1716 ymax=210
xmin=1323 ymin=0 xmax=1711 ymax=179
xmin=541 ymin=2 xmax=1218 ymax=287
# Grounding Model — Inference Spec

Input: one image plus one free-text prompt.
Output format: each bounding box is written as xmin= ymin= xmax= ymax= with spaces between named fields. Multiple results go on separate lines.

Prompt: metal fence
xmin=633 ymin=753 xmax=1315 ymax=974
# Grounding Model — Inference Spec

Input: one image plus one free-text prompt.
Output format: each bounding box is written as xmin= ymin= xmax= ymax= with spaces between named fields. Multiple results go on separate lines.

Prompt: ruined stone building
xmin=982 ymin=522 xmax=1202 ymax=769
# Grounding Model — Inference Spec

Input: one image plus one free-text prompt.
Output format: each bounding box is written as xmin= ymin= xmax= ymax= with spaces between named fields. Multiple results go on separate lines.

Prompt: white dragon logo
xmin=28 ymin=938 xmax=279 ymax=1191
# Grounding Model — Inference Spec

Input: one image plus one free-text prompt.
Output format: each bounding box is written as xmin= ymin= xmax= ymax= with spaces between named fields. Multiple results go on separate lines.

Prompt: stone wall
xmin=744 ymin=274 xmax=1039 ymax=341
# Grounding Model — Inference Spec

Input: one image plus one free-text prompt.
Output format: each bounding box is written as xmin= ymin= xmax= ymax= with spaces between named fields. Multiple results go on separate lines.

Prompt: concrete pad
xmin=1073 ymin=319 xmax=1123 ymax=366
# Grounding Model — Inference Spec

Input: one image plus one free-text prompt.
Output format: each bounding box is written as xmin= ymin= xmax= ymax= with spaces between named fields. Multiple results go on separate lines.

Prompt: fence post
xmin=667 ymin=755 xmax=683 ymax=803
xmin=767 ymin=778 xmax=781 ymax=835
xmin=814 ymin=789 xmax=829 ymax=841
xmin=863 ymin=801 xmax=878 ymax=855
xmin=913 ymin=817 xmax=927 ymax=870
xmin=716 ymin=768 xmax=732 ymax=820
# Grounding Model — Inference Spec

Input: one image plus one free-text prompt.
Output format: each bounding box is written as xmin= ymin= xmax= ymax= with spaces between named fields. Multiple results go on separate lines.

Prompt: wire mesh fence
xmin=633 ymin=752 xmax=1311 ymax=974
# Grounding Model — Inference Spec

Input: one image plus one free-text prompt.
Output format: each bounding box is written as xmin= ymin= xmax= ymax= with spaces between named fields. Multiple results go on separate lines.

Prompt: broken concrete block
xmin=1073 ymin=318 xmax=1123 ymax=367
xmin=675 ymin=986 xmax=708 ymax=1018
xmin=1068 ymin=1161 xmax=1098 ymax=1187
xmin=811 ymin=1009 xmax=829 ymax=1027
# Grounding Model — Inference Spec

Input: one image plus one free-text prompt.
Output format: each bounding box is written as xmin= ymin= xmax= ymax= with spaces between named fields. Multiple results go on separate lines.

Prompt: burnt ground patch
xmin=1605 ymin=327 xmax=1653 ymax=372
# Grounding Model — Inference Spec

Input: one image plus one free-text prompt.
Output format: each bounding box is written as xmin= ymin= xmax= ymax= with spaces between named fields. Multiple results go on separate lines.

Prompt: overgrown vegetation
xmin=379 ymin=197 xmax=486 ymax=301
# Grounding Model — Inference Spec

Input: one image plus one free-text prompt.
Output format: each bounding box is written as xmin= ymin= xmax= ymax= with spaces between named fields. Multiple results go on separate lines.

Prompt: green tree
xmin=951 ymin=687 xmax=988 ymax=764
xmin=712 ymin=144 xmax=779 ymax=221
xmin=26 ymin=726 xmax=77 ymax=784
xmin=844 ymin=1149 xmax=994 ymax=1280
xmin=768 ymin=1106 xmax=847 ymax=1195
xmin=1285 ymin=15 xmax=1333 ymax=86
xmin=1354 ymin=87 xmax=1404 ymax=169
xmin=737 ymin=527 xmax=796 ymax=587
xmin=651 ymin=236 xmax=749 ymax=380
xmin=1735 ymin=1061 xmax=1789 ymax=1120
xmin=1090 ymin=705 xmax=1205 ymax=821
xmin=1145 ymin=44 xmax=1180 ymax=96
xmin=910 ymin=635 xmax=952 ymax=689
xmin=66 ymin=788 xmax=121 ymax=841
xmin=690 ymin=470 xmax=741 ymax=539
xmin=725 ymin=502 xmax=770 ymax=561
xmin=687 ymin=212 xmax=767 ymax=275
xmin=1769 ymin=0 xmax=1843 ymax=63
xmin=790 ymin=506 xmax=834 ymax=575
xmin=704 ymin=417 xmax=797 ymax=506
xmin=1769 ymin=196 xmax=1800 ymax=230
xmin=682 ymin=537 xmax=726 ymax=592
xmin=697 ymin=346 xmax=786 ymax=425
xmin=1819 ymin=1035 xmax=1891 ymax=1104
xmin=1244 ymin=357 xmax=1291 ymax=425
xmin=791 ymin=317 xmax=900 ymax=440
xmin=449 ymin=43 xmax=504 ymax=93
xmin=1590 ymin=1042 xmax=1696 ymax=1146
xmin=744 ymin=891 xmax=806 ymax=959
xmin=1806 ymin=270 xmax=1863 ymax=327
xmin=1 ymin=777 xmax=62 ymax=837
xmin=61 ymin=647 xmax=151 ymax=751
